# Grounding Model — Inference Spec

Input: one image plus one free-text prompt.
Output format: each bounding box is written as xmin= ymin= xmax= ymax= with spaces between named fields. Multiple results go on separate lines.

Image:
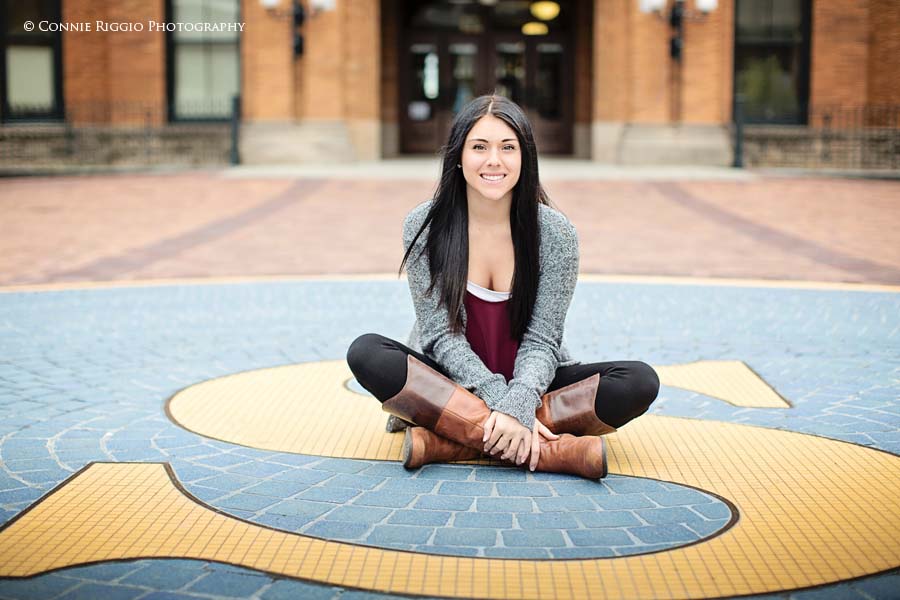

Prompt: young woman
xmin=347 ymin=95 xmax=659 ymax=479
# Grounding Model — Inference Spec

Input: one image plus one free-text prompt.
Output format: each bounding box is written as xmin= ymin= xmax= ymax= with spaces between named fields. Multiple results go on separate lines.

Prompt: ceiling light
xmin=530 ymin=1 xmax=560 ymax=21
xmin=522 ymin=21 xmax=549 ymax=35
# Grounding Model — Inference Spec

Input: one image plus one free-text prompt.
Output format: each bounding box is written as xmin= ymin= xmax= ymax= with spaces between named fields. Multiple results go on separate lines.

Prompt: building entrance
xmin=400 ymin=0 xmax=573 ymax=155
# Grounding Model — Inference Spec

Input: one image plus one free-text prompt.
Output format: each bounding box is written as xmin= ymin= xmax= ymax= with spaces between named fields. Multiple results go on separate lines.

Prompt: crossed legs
xmin=346 ymin=333 xmax=660 ymax=430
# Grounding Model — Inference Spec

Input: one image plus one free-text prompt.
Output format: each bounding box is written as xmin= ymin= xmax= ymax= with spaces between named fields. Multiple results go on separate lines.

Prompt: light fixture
xmin=638 ymin=0 xmax=717 ymax=16
xmin=310 ymin=0 xmax=336 ymax=13
xmin=259 ymin=0 xmax=306 ymax=57
xmin=262 ymin=0 xmax=334 ymax=17
xmin=529 ymin=1 xmax=560 ymax=21
xmin=638 ymin=0 xmax=665 ymax=13
xmin=521 ymin=22 xmax=549 ymax=35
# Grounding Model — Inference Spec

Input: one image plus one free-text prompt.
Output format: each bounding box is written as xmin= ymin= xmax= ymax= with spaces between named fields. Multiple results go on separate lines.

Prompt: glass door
xmin=446 ymin=39 xmax=480 ymax=115
xmin=530 ymin=37 xmax=571 ymax=154
xmin=493 ymin=39 xmax=526 ymax=105
xmin=402 ymin=34 xmax=488 ymax=153
xmin=400 ymin=24 xmax=572 ymax=154
xmin=402 ymin=35 xmax=442 ymax=154
xmin=490 ymin=33 xmax=571 ymax=155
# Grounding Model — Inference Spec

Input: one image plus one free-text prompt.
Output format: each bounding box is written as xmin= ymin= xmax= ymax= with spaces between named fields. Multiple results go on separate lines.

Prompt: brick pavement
xmin=0 ymin=279 xmax=898 ymax=598
xmin=1 ymin=167 xmax=899 ymax=599
xmin=1 ymin=170 xmax=898 ymax=286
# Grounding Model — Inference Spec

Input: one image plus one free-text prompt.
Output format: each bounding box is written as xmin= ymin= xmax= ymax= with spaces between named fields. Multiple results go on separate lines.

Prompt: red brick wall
xmin=867 ymin=0 xmax=900 ymax=106
xmin=63 ymin=0 xmax=165 ymax=124
xmin=298 ymin=3 xmax=344 ymax=119
xmin=629 ymin=3 xmax=671 ymax=123
xmin=682 ymin=0 xmax=733 ymax=124
xmin=594 ymin=0 xmax=630 ymax=121
xmin=593 ymin=0 xmax=732 ymax=125
xmin=344 ymin=0 xmax=380 ymax=120
xmin=241 ymin=0 xmax=294 ymax=121
xmin=54 ymin=0 xmax=900 ymax=135
xmin=810 ymin=0 xmax=870 ymax=112
xmin=62 ymin=1 xmax=110 ymax=122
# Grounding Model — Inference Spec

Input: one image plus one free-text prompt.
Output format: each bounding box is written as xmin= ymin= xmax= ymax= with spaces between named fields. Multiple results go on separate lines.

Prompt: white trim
xmin=466 ymin=280 xmax=511 ymax=302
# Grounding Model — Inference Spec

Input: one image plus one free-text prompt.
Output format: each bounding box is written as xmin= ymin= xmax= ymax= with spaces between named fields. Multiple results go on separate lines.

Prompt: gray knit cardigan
xmin=403 ymin=199 xmax=581 ymax=429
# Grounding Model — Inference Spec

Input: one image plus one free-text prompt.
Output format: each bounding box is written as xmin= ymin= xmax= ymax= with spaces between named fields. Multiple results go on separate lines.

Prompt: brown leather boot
xmin=535 ymin=374 xmax=617 ymax=436
xmin=389 ymin=375 xmax=615 ymax=436
xmin=385 ymin=415 xmax=412 ymax=433
xmin=402 ymin=426 xmax=606 ymax=477
xmin=534 ymin=433 xmax=607 ymax=479
xmin=402 ymin=427 xmax=482 ymax=468
xmin=402 ymin=427 xmax=606 ymax=479
xmin=383 ymin=355 xmax=607 ymax=479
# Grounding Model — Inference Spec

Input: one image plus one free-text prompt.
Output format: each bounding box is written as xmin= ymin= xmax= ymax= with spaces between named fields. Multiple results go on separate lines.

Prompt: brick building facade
xmin=1 ymin=0 xmax=897 ymax=166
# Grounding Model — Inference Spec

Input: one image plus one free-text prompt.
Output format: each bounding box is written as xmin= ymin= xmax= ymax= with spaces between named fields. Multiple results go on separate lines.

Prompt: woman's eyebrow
xmin=468 ymin=138 xmax=517 ymax=143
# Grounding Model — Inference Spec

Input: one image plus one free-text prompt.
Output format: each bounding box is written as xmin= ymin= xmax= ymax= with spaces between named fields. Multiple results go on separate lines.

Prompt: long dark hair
xmin=398 ymin=94 xmax=552 ymax=342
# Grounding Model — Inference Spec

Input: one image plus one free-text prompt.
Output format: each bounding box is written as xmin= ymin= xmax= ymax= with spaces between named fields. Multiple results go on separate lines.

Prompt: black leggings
xmin=346 ymin=333 xmax=660 ymax=430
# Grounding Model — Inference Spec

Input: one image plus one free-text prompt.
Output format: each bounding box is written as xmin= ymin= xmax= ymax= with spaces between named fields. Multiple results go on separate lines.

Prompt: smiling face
xmin=460 ymin=114 xmax=522 ymax=206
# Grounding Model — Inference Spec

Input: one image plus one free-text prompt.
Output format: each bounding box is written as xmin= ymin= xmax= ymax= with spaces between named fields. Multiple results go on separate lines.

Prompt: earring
xmin=457 ymin=164 xmax=461 ymax=168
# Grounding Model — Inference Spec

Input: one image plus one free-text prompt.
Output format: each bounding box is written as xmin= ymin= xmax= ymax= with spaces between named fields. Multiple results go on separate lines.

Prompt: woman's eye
xmin=504 ymin=145 xmax=516 ymax=151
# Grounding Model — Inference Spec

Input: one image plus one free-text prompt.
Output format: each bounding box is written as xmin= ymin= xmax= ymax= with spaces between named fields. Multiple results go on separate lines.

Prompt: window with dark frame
xmin=0 ymin=0 xmax=63 ymax=122
xmin=166 ymin=0 xmax=240 ymax=121
xmin=733 ymin=0 xmax=811 ymax=125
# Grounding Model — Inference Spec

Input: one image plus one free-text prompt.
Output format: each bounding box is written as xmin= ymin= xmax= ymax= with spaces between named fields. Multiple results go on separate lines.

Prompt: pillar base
xmin=592 ymin=122 xmax=733 ymax=166
xmin=239 ymin=121 xmax=363 ymax=164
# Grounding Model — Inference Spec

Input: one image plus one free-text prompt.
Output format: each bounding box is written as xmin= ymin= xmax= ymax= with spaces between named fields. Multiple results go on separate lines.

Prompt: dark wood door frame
xmin=399 ymin=14 xmax=574 ymax=155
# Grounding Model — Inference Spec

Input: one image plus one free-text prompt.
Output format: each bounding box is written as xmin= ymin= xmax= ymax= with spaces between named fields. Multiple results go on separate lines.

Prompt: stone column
xmin=343 ymin=0 xmax=381 ymax=160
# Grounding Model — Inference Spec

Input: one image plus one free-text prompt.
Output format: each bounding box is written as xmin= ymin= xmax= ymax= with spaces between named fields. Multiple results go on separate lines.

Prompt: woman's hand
xmin=529 ymin=419 xmax=560 ymax=472
xmin=482 ymin=412 xmax=532 ymax=465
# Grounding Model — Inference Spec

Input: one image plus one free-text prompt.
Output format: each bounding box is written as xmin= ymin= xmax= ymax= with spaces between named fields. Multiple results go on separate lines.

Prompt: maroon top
xmin=464 ymin=290 xmax=520 ymax=383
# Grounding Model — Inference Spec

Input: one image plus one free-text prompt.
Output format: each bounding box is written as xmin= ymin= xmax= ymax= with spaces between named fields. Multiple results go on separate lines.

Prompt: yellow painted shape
xmin=167 ymin=360 xmax=400 ymax=460
xmin=168 ymin=360 xmax=494 ymax=463
xmin=166 ymin=360 xmax=787 ymax=461
xmin=655 ymin=360 xmax=790 ymax=408
xmin=2 ymin=417 xmax=899 ymax=599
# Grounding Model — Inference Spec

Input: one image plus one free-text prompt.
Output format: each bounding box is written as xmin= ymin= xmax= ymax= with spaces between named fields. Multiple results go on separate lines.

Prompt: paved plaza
xmin=0 ymin=162 xmax=898 ymax=599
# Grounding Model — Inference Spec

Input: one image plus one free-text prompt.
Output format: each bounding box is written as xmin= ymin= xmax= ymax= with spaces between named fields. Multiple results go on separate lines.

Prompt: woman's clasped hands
xmin=482 ymin=411 xmax=560 ymax=471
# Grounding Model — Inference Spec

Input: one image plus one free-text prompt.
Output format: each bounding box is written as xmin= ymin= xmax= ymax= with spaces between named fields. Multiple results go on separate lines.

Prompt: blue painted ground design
xmin=0 ymin=280 xmax=898 ymax=599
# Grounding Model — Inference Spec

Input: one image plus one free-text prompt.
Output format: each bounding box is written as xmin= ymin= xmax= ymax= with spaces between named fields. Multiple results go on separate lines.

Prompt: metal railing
xmin=0 ymin=97 xmax=241 ymax=173
xmin=734 ymin=101 xmax=900 ymax=172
